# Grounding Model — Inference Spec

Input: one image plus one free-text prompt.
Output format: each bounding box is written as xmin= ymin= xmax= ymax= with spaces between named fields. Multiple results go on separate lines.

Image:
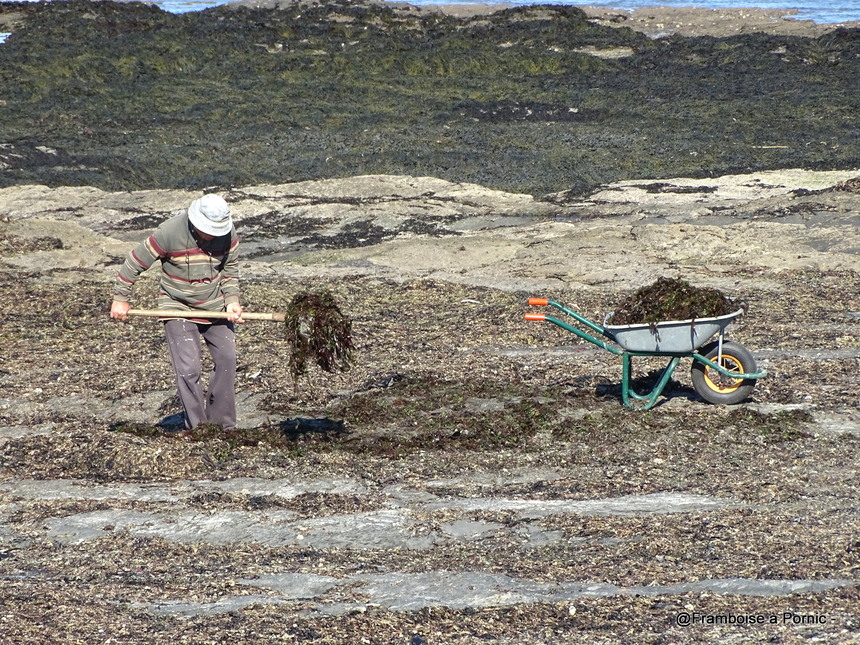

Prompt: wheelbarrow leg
xmin=621 ymin=354 xmax=681 ymax=410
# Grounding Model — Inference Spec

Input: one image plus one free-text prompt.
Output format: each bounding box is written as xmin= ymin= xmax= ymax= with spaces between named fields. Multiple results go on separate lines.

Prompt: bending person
xmin=111 ymin=194 xmax=245 ymax=430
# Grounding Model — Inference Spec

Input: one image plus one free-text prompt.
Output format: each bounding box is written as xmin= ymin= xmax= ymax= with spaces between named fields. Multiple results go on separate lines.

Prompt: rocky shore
xmin=2 ymin=168 xmax=859 ymax=643
xmin=1 ymin=2 xmax=858 ymax=644
xmin=4 ymin=1 xmax=857 ymax=37
xmin=2 ymin=0 xmax=860 ymax=196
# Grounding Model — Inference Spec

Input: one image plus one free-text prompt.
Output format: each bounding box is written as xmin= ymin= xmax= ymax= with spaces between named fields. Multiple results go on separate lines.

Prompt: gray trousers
xmin=164 ymin=319 xmax=237 ymax=430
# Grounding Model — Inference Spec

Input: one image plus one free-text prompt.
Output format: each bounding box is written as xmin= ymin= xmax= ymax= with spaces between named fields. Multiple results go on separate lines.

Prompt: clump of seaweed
xmin=835 ymin=176 xmax=860 ymax=192
xmin=284 ymin=290 xmax=355 ymax=380
xmin=607 ymin=276 xmax=737 ymax=325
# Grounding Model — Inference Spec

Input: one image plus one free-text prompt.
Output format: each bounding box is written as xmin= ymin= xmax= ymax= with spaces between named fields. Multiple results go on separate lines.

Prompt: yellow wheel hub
xmin=703 ymin=354 xmax=744 ymax=393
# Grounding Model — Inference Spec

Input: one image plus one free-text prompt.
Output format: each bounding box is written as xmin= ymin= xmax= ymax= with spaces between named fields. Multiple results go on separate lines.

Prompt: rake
xmin=127 ymin=290 xmax=354 ymax=379
xmin=127 ymin=309 xmax=285 ymax=321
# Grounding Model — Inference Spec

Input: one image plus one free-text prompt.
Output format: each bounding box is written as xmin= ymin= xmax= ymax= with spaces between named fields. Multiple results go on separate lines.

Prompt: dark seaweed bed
xmin=1 ymin=0 xmax=859 ymax=197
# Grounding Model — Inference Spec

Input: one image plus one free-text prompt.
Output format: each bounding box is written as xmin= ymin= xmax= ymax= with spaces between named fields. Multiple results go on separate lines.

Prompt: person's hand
xmin=111 ymin=300 xmax=130 ymax=321
xmin=226 ymin=302 xmax=245 ymax=324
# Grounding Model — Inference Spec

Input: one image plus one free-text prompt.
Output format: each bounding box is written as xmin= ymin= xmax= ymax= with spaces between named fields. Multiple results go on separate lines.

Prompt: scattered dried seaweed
xmin=284 ymin=290 xmax=355 ymax=380
xmin=607 ymin=276 xmax=738 ymax=325
xmin=2 ymin=267 xmax=859 ymax=645
xmin=0 ymin=231 xmax=63 ymax=254
xmin=835 ymin=175 xmax=860 ymax=192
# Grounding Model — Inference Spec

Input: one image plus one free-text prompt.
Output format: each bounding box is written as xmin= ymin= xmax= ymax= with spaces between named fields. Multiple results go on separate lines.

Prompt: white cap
xmin=188 ymin=194 xmax=232 ymax=237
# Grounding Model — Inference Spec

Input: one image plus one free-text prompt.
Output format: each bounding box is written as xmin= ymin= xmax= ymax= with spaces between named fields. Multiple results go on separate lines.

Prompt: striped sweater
xmin=113 ymin=212 xmax=240 ymax=321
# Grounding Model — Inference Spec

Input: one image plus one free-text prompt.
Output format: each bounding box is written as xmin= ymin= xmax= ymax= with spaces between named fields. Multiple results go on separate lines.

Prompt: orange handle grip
xmin=524 ymin=313 xmax=546 ymax=321
xmin=528 ymin=298 xmax=549 ymax=306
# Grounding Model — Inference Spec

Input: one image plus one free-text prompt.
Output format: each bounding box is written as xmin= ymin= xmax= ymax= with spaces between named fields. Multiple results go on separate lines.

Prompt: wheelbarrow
xmin=525 ymin=298 xmax=767 ymax=410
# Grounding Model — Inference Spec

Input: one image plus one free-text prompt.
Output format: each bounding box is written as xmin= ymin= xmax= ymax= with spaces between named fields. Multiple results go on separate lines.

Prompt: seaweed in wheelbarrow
xmin=525 ymin=287 xmax=766 ymax=409
xmin=607 ymin=276 xmax=739 ymax=327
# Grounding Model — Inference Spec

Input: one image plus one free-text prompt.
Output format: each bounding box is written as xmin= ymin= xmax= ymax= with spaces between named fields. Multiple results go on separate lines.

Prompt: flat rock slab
xmin=3 ymin=169 xmax=858 ymax=294
xmin=152 ymin=571 xmax=857 ymax=616
xmin=25 ymin=477 xmax=732 ymax=549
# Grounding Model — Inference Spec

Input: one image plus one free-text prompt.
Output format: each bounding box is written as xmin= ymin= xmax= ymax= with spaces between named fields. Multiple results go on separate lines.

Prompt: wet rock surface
xmin=1 ymin=2 xmax=859 ymax=643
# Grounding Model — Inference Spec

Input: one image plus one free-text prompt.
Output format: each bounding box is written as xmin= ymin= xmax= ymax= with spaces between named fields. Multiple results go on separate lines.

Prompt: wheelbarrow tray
xmin=603 ymin=309 xmax=744 ymax=353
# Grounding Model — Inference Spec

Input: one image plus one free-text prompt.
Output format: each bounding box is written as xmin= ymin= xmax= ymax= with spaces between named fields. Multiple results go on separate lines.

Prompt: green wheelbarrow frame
xmin=525 ymin=298 xmax=767 ymax=410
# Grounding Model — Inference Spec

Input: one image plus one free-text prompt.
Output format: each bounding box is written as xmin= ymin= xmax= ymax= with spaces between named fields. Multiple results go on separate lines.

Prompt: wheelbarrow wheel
xmin=691 ymin=341 xmax=757 ymax=405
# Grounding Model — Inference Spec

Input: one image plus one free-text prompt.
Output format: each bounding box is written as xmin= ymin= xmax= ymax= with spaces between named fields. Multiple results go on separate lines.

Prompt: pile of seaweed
xmin=607 ymin=277 xmax=738 ymax=325
xmin=284 ymin=290 xmax=355 ymax=380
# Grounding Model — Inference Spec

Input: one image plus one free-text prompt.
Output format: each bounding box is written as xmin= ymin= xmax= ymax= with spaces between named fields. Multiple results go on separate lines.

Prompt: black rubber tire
xmin=691 ymin=340 xmax=757 ymax=405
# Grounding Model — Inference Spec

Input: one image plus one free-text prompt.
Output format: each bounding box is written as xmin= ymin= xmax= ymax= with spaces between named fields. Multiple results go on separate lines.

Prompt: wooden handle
xmin=127 ymin=309 xmax=286 ymax=322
